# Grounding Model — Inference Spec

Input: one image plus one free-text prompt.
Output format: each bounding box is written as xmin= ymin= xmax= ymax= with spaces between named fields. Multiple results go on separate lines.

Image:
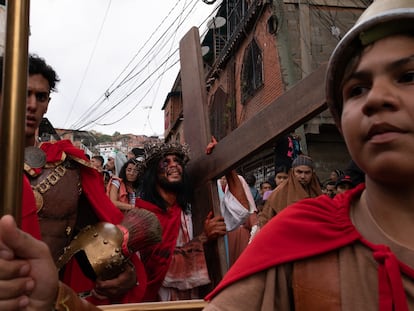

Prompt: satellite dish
xmin=207 ymin=16 xmax=226 ymax=29
xmin=201 ymin=46 xmax=210 ymax=56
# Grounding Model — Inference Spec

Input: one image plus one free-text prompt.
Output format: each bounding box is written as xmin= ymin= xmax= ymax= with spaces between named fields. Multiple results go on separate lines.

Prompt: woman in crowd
xmin=107 ymin=158 xmax=141 ymax=211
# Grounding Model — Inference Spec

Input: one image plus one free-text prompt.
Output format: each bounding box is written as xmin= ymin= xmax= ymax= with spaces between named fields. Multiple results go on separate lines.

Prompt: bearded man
xmin=256 ymin=155 xmax=322 ymax=228
xmin=136 ymin=142 xmax=247 ymax=302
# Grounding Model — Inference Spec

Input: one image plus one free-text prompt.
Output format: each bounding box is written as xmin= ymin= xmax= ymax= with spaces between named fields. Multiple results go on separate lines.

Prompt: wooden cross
xmin=179 ymin=27 xmax=327 ymax=288
xmin=74 ymin=25 xmax=329 ymax=311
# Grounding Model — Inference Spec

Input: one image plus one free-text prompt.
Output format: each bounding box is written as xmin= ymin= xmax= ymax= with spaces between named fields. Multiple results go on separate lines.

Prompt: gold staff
xmin=0 ymin=0 xmax=30 ymax=226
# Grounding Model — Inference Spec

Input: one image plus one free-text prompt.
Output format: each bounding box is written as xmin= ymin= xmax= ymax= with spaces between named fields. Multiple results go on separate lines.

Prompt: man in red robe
xmin=135 ymin=142 xmax=228 ymax=301
xmin=135 ymin=140 xmax=255 ymax=301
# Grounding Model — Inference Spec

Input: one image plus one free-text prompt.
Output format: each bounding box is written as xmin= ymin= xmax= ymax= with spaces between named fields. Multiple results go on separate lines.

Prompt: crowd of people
xmin=1 ymin=1 xmax=414 ymax=310
xmin=99 ymin=147 xmax=358 ymax=221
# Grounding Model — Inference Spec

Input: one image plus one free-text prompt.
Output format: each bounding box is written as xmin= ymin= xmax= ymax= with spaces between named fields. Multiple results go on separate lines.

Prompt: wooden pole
xmin=179 ymin=27 xmax=228 ymax=283
xmin=100 ymin=299 xmax=206 ymax=311
xmin=0 ymin=0 xmax=30 ymax=225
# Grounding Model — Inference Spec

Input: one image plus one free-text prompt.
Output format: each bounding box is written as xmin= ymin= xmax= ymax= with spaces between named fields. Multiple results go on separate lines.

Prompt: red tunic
xmin=205 ymin=184 xmax=414 ymax=310
xmin=135 ymin=198 xmax=182 ymax=301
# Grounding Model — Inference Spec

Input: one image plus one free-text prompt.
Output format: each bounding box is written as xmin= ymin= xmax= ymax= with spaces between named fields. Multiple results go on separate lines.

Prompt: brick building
xmin=163 ymin=0 xmax=371 ymax=182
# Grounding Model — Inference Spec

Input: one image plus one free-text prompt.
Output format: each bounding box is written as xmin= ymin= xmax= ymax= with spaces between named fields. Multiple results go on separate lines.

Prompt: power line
xmin=71 ymin=0 xmax=214 ymax=132
xmin=63 ymin=0 xmax=112 ymax=127
xmin=69 ymin=0 xmax=193 ymax=130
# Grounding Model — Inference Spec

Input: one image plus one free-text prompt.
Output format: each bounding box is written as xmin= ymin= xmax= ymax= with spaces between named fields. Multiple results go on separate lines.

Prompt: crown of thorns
xmin=137 ymin=142 xmax=190 ymax=175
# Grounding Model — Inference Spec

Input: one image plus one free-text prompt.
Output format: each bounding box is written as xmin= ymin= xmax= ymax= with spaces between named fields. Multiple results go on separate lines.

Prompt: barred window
xmin=210 ymin=87 xmax=228 ymax=140
xmin=241 ymin=39 xmax=263 ymax=103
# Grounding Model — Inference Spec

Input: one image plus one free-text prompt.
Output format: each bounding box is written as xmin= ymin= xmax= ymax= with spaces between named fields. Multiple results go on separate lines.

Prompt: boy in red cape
xmin=203 ymin=1 xmax=414 ymax=310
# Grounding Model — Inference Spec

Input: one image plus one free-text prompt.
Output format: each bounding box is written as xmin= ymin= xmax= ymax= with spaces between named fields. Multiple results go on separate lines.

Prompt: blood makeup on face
xmin=158 ymin=155 xmax=183 ymax=174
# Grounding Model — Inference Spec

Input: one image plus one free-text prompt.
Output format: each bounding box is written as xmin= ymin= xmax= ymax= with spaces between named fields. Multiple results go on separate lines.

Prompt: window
xmin=241 ymin=39 xmax=263 ymax=103
xmin=210 ymin=87 xmax=229 ymax=140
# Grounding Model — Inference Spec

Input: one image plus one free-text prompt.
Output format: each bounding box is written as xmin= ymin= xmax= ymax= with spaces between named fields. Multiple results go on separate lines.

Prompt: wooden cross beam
xmin=179 ymin=27 xmax=228 ymax=285
xmin=179 ymin=27 xmax=327 ymax=286
xmin=101 ymin=26 xmax=327 ymax=311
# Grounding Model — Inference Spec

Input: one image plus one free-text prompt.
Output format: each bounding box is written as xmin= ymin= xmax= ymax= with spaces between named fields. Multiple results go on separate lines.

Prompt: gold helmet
xmin=56 ymin=222 xmax=127 ymax=280
xmin=326 ymin=0 xmax=414 ymax=128
xmin=56 ymin=209 xmax=162 ymax=280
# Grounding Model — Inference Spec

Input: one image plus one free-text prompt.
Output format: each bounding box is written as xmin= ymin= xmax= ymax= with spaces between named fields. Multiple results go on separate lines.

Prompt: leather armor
xmin=26 ymin=158 xmax=81 ymax=262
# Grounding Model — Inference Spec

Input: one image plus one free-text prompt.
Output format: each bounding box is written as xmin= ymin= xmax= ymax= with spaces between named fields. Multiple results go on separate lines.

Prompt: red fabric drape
xmin=21 ymin=175 xmax=42 ymax=239
xmin=206 ymin=184 xmax=414 ymax=310
xmin=136 ymin=198 xmax=182 ymax=301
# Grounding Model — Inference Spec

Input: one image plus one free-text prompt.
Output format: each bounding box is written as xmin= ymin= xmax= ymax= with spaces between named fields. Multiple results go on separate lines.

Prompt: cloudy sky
xmin=28 ymin=0 xmax=219 ymax=137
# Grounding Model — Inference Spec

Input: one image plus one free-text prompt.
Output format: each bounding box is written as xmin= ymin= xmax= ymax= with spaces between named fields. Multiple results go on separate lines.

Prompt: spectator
xmin=259 ymin=181 xmax=272 ymax=197
xmin=90 ymin=155 xmax=104 ymax=173
xmin=256 ymin=155 xmax=322 ymax=228
xmin=107 ymin=158 xmax=141 ymax=211
xmin=273 ymin=165 xmax=289 ymax=187
xmin=105 ymin=151 xmax=127 ymax=177
xmin=244 ymin=173 xmax=261 ymax=204
xmin=104 ymin=154 xmax=115 ymax=175
xmin=329 ymin=169 xmax=344 ymax=183
xmin=324 ymin=180 xmax=337 ymax=198
xmin=344 ymin=159 xmax=365 ymax=186
xmin=128 ymin=147 xmax=144 ymax=160
xmin=335 ymin=175 xmax=354 ymax=194
xmin=217 ymin=172 xmax=257 ymax=268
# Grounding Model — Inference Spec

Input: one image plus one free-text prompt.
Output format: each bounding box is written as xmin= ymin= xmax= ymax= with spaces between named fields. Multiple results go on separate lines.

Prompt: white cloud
xmin=29 ymin=0 xmax=218 ymax=136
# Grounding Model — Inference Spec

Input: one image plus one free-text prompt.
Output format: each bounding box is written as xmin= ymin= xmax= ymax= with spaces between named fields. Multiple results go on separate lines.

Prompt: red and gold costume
xmin=22 ymin=140 xmax=146 ymax=306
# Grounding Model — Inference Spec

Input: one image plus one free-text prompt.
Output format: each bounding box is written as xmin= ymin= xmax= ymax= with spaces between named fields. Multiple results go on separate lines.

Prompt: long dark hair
xmin=119 ymin=159 xmax=141 ymax=190
xmin=140 ymin=156 xmax=192 ymax=213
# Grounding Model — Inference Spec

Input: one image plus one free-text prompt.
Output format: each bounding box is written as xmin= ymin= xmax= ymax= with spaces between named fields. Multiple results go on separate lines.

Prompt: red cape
xmin=205 ymin=184 xmax=414 ymax=310
xmin=22 ymin=140 xmax=146 ymax=304
xmin=135 ymin=198 xmax=182 ymax=301
xmin=21 ymin=175 xmax=42 ymax=239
